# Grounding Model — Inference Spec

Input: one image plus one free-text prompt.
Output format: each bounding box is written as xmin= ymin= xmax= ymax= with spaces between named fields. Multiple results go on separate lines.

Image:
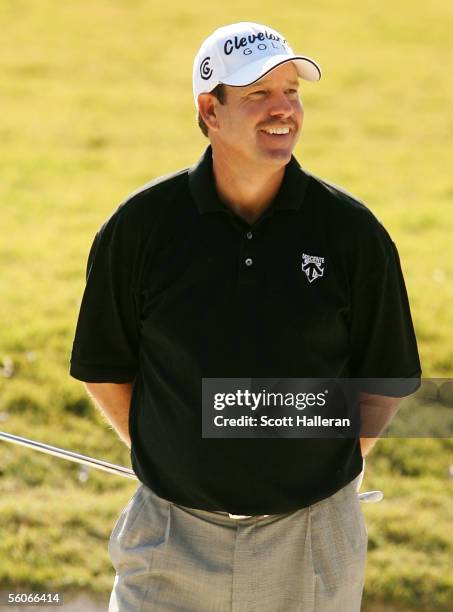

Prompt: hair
xmin=197 ymin=83 xmax=227 ymax=138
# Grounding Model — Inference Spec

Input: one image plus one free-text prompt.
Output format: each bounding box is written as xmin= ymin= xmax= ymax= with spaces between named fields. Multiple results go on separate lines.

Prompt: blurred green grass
xmin=1 ymin=0 xmax=452 ymax=609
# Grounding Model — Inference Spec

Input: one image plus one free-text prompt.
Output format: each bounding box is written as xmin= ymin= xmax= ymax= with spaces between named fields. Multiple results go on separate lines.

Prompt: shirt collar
xmin=188 ymin=145 xmax=311 ymax=215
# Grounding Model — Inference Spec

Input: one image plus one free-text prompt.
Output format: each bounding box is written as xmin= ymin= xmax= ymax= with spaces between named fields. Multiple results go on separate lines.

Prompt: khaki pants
xmin=108 ymin=475 xmax=367 ymax=611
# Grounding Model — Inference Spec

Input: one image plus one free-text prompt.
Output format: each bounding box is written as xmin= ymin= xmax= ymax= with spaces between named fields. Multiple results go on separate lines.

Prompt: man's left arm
xmin=348 ymin=227 xmax=422 ymax=458
xmin=359 ymin=392 xmax=403 ymax=457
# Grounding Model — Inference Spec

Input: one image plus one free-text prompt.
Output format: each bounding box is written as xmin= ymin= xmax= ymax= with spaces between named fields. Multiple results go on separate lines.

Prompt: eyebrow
xmin=249 ymin=79 xmax=299 ymax=88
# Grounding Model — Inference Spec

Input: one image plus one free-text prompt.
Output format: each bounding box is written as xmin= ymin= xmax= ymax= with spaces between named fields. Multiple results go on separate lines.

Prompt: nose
xmin=267 ymin=90 xmax=294 ymax=119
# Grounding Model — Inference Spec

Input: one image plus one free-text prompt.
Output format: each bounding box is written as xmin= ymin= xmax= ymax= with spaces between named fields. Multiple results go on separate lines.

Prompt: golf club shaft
xmin=0 ymin=430 xmax=138 ymax=480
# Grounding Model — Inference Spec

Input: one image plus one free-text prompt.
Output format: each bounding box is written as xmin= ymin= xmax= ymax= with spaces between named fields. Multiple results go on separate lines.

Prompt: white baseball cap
xmin=192 ymin=22 xmax=321 ymax=109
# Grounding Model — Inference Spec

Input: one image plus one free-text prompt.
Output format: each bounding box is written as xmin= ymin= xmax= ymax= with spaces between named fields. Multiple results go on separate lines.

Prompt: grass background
xmin=0 ymin=0 xmax=452 ymax=609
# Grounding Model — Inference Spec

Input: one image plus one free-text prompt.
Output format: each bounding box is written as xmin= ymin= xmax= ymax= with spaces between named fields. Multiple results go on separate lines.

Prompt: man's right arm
xmin=84 ymin=381 xmax=135 ymax=449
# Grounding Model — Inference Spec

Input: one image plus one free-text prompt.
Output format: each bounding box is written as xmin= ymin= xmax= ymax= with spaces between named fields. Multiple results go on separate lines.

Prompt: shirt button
xmin=246 ymin=231 xmax=253 ymax=240
xmin=245 ymin=258 xmax=253 ymax=267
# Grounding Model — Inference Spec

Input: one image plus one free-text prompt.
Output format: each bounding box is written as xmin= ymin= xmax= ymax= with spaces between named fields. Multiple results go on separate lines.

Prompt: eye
xmin=286 ymin=88 xmax=299 ymax=95
xmin=250 ymin=90 xmax=267 ymax=96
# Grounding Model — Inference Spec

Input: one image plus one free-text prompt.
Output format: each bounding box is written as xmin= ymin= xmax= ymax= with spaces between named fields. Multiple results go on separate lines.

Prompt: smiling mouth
xmin=260 ymin=127 xmax=292 ymax=136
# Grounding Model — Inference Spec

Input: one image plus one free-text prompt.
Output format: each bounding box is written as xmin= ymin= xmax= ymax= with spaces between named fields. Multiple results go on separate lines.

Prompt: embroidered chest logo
xmin=301 ymin=253 xmax=325 ymax=283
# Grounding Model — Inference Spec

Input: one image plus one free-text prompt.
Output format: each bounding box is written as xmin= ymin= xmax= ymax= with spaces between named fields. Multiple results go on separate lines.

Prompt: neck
xmin=211 ymin=148 xmax=286 ymax=225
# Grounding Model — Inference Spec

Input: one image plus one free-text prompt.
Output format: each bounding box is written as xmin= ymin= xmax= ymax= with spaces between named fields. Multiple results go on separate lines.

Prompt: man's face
xmin=211 ymin=62 xmax=303 ymax=167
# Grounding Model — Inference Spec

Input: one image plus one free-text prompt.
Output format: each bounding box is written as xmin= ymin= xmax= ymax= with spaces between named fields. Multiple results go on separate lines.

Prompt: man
xmin=70 ymin=22 xmax=421 ymax=611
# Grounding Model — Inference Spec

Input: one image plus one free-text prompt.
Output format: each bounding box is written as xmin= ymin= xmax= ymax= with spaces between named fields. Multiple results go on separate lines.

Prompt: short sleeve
xmin=349 ymin=227 xmax=421 ymax=396
xmin=69 ymin=209 xmax=141 ymax=383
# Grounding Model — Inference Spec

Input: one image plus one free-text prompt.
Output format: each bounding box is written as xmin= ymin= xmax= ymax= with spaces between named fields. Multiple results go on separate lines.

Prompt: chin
xmin=261 ymin=147 xmax=293 ymax=165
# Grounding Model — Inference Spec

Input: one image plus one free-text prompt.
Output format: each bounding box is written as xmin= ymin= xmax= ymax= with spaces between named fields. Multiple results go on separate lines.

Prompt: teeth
xmin=263 ymin=127 xmax=290 ymax=135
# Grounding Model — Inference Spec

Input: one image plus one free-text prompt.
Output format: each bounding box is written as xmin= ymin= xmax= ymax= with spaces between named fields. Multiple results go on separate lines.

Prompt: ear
xmin=197 ymin=93 xmax=221 ymax=132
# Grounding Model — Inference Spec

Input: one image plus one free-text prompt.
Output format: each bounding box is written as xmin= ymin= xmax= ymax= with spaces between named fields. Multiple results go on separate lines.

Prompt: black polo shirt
xmin=70 ymin=145 xmax=421 ymax=515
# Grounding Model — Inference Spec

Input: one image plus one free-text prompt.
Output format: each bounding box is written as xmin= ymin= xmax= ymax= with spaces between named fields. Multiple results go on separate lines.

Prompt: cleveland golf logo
xmin=223 ymin=30 xmax=287 ymax=56
xmin=200 ymin=57 xmax=213 ymax=80
xmin=301 ymin=253 xmax=325 ymax=283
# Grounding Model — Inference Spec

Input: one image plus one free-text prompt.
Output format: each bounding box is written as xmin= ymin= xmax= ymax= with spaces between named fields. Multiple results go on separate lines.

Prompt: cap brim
xmin=222 ymin=54 xmax=321 ymax=87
